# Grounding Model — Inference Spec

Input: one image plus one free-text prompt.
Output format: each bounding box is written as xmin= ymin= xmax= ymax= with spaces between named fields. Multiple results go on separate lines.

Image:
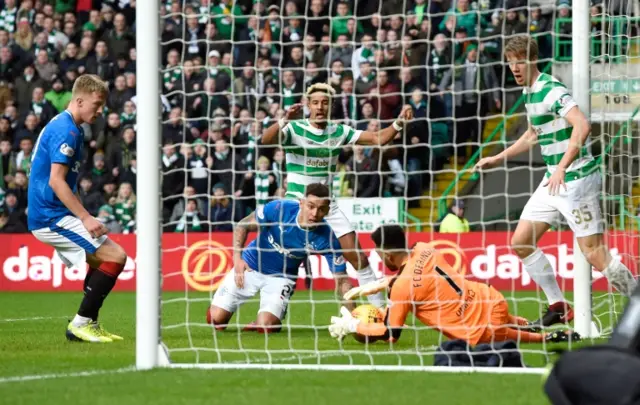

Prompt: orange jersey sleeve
xmin=392 ymin=242 xmax=503 ymax=345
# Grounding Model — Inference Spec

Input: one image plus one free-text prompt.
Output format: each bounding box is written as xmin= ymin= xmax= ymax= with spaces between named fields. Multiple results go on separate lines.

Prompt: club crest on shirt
xmin=60 ymin=143 xmax=75 ymax=157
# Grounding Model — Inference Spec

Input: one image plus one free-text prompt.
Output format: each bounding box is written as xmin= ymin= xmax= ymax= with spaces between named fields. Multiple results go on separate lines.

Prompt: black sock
xmin=78 ymin=270 xmax=117 ymax=321
xmin=84 ymin=267 xmax=96 ymax=291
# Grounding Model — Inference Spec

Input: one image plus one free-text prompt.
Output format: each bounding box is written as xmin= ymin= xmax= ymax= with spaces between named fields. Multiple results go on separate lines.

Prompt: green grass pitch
xmin=0 ymin=290 xmax=621 ymax=405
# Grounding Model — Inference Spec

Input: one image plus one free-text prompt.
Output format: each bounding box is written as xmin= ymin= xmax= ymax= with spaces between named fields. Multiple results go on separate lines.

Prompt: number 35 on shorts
xmin=571 ymin=205 xmax=593 ymax=225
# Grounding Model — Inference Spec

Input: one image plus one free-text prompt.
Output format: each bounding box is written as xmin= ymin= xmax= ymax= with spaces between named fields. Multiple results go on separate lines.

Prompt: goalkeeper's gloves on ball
xmin=545 ymin=330 xmax=581 ymax=343
xmin=343 ymin=277 xmax=392 ymax=301
xmin=329 ymin=306 xmax=360 ymax=340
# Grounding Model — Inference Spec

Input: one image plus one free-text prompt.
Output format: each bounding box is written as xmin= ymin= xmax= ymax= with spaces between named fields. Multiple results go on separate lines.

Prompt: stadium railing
xmin=554 ymin=16 xmax=640 ymax=63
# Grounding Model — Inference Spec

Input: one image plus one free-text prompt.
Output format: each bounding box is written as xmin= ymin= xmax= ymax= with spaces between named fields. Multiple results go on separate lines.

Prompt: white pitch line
xmin=229 ymin=345 xmax=441 ymax=364
xmin=0 ymin=316 xmax=68 ymax=323
xmin=0 ymin=367 xmax=136 ymax=384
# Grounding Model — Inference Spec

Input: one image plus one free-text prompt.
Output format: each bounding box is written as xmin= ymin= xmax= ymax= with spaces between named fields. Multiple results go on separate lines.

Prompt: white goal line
xmin=166 ymin=363 xmax=548 ymax=374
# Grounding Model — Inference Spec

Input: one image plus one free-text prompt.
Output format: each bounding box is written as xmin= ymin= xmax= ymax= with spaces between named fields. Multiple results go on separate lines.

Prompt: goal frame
xmin=135 ymin=0 xmax=599 ymax=370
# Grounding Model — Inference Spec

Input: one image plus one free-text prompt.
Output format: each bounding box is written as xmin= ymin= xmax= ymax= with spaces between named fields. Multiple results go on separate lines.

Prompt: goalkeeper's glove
xmin=343 ymin=277 xmax=392 ymax=301
xmin=329 ymin=306 xmax=360 ymax=340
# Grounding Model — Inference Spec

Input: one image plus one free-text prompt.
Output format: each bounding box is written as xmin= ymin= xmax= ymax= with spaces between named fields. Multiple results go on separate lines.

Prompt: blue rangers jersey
xmin=27 ymin=111 xmax=84 ymax=230
xmin=242 ymin=200 xmax=347 ymax=278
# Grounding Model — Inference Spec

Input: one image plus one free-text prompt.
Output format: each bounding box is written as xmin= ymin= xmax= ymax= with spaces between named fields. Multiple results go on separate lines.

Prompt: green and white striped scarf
xmin=255 ymin=171 xmax=270 ymax=209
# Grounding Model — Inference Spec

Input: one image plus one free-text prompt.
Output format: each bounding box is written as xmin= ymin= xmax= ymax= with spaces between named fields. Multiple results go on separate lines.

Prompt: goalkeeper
xmin=207 ymin=183 xmax=348 ymax=333
xmin=475 ymin=36 xmax=636 ymax=329
xmin=260 ymin=83 xmax=413 ymax=309
xmin=329 ymin=225 xmax=578 ymax=345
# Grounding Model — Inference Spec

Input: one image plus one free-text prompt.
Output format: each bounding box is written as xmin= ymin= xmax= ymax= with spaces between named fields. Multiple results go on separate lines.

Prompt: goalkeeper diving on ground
xmin=207 ymin=183 xmax=348 ymax=333
xmin=329 ymin=225 xmax=579 ymax=345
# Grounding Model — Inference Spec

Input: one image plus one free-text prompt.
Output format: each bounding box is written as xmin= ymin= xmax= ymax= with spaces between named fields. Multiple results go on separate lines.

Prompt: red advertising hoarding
xmin=0 ymin=232 xmax=637 ymax=292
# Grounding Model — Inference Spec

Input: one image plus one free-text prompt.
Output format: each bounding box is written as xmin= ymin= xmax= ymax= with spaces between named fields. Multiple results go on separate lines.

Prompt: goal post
xmin=136 ymin=0 xmax=162 ymax=370
xmin=571 ymin=0 xmax=596 ymax=339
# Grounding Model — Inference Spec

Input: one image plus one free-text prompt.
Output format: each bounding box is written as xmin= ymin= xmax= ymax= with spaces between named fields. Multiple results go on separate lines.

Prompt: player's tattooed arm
xmin=234 ymin=212 xmax=259 ymax=252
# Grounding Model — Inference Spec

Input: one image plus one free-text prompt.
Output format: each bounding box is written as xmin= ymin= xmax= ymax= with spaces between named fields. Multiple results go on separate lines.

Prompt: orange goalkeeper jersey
xmin=383 ymin=242 xmax=504 ymax=345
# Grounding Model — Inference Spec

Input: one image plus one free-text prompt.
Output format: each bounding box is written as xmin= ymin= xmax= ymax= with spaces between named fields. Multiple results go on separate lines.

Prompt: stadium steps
xmin=407 ymin=113 xmax=518 ymax=229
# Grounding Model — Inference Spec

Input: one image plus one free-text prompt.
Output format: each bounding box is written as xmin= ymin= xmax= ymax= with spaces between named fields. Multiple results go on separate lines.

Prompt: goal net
xmin=145 ymin=0 xmax=640 ymax=371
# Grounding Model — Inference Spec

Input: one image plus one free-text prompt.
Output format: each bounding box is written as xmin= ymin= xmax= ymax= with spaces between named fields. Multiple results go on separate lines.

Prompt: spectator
xmin=210 ymin=138 xmax=245 ymax=197
xmin=503 ymin=7 xmax=527 ymax=36
xmin=440 ymin=199 xmax=470 ymax=233
xmin=79 ymin=176 xmax=104 ymax=216
xmin=332 ymin=0 xmax=363 ymax=41
xmin=3 ymin=190 xmax=25 ymax=226
xmin=97 ymin=204 xmax=122 ymax=233
xmin=8 ymin=169 xmax=28 ymax=208
xmin=346 ymin=145 xmax=380 ymax=198
xmin=439 ymin=44 xmax=500 ymax=161
xmin=174 ymin=197 xmax=206 ymax=232
xmin=0 ymin=206 xmax=27 ymax=233
xmin=367 ymin=70 xmax=401 ymax=123
xmin=209 ymin=182 xmax=237 ymax=232
xmin=114 ymin=182 xmax=136 ymax=234
xmin=14 ymin=65 xmax=46 ymax=112
xmin=0 ymin=137 xmax=16 ymax=189
xmin=107 ymin=74 xmax=134 ymax=113
xmin=15 ymin=136 xmax=33 ymax=172
xmin=25 ymin=87 xmax=56 ymax=125
xmin=188 ymin=139 xmax=211 ymax=195
xmin=44 ymin=75 xmax=72 ymax=113
xmin=89 ymin=151 xmax=110 ymax=193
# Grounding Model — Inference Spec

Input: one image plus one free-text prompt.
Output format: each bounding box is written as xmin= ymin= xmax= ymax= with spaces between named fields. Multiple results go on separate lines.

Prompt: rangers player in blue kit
xmin=207 ymin=183 xmax=349 ymax=332
xmin=28 ymin=74 xmax=127 ymax=343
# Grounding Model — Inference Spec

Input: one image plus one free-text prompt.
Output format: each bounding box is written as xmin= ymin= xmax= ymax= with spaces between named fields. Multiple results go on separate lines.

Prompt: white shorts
xmin=211 ymin=269 xmax=297 ymax=320
xmin=325 ymin=201 xmax=354 ymax=238
xmin=31 ymin=215 xmax=108 ymax=268
xmin=520 ymin=172 xmax=604 ymax=237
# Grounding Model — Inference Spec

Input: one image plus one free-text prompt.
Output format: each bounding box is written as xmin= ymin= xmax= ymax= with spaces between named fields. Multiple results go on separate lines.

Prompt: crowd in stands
xmin=0 ymin=0 xmax=611 ymax=233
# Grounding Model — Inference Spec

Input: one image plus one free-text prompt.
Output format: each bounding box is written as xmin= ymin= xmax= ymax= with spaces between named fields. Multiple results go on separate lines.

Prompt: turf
xmin=0 ymin=291 xmax=622 ymax=405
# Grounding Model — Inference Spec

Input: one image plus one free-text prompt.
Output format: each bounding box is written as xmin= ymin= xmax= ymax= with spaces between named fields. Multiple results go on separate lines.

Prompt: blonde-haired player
xmin=474 ymin=36 xmax=636 ymax=330
xmin=258 ymin=83 xmax=413 ymax=310
xmin=29 ymin=74 xmax=128 ymax=342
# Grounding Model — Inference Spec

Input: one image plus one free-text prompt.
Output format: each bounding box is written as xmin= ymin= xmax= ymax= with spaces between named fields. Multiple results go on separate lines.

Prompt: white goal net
xmin=142 ymin=0 xmax=640 ymax=371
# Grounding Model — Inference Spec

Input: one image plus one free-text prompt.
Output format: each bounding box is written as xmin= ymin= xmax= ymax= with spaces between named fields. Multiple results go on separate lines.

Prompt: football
xmin=351 ymin=304 xmax=384 ymax=344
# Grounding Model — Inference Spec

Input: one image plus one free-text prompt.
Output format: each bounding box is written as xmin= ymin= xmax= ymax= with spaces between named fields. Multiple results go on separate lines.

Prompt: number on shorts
xmin=572 ymin=206 xmax=593 ymax=225
xmin=281 ymin=284 xmax=294 ymax=300
xmin=435 ymin=265 xmax=463 ymax=296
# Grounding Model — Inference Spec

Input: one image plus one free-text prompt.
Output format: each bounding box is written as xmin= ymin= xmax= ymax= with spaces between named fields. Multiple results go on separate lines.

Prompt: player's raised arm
xmin=260 ymin=103 xmax=303 ymax=145
xmin=355 ymin=105 xmax=413 ymax=146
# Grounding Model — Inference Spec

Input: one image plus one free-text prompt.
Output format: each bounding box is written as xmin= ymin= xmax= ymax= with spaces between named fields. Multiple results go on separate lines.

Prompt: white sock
xmin=71 ymin=314 xmax=92 ymax=328
xmin=355 ymin=266 xmax=385 ymax=308
xmin=522 ymin=249 xmax=566 ymax=305
xmin=602 ymin=258 xmax=637 ymax=296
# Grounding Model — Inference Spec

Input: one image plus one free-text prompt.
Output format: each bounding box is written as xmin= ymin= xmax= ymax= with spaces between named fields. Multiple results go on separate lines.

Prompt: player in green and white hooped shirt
xmin=261 ymin=83 xmax=413 ymax=310
xmin=475 ymin=36 xmax=637 ymax=330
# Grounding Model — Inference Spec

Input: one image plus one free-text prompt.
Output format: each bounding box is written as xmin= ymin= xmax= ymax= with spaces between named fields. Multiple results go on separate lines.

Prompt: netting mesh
xmin=157 ymin=0 xmax=640 ymax=369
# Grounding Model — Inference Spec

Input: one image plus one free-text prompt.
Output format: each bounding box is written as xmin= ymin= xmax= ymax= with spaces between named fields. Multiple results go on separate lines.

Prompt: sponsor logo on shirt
xmin=267 ymin=234 xmax=306 ymax=260
xmin=306 ymin=158 xmax=329 ymax=168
